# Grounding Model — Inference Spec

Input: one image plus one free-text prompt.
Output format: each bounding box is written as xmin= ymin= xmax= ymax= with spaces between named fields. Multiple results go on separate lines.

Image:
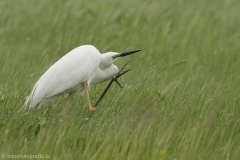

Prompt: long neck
xmin=88 ymin=64 xmax=118 ymax=86
xmin=99 ymin=52 xmax=119 ymax=69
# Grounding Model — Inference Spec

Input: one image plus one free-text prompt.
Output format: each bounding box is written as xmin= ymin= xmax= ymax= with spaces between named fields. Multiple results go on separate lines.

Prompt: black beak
xmin=119 ymin=49 xmax=141 ymax=57
xmin=113 ymin=49 xmax=141 ymax=59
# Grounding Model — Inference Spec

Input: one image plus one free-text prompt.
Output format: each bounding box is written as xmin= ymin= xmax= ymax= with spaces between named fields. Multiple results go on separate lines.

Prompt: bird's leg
xmin=94 ymin=61 xmax=130 ymax=108
xmin=84 ymin=82 xmax=96 ymax=113
xmin=62 ymin=94 xmax=71 ymax=117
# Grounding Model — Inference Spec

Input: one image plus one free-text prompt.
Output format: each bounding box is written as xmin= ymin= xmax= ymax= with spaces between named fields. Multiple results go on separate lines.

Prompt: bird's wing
xmin=30 ymin=45 xmax=100 ymax=104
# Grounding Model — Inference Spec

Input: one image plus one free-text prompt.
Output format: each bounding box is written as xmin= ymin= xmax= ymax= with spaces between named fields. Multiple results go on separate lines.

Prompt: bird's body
xmin=21 ymin=45 xmax=140 ymax=113
xmin=23 ymin=45 xmax=118 ymax=109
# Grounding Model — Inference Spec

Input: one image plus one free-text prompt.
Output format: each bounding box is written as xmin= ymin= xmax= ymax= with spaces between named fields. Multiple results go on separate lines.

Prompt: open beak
xmin=113 ymin=49 xmax=141 ymax=59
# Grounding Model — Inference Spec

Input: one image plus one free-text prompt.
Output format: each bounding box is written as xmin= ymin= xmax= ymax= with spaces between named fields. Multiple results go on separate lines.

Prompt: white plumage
xmin=21 ymin=45 xmax=140 ymax=112
xmin=24 ymin=45 xmax=118 ymax=109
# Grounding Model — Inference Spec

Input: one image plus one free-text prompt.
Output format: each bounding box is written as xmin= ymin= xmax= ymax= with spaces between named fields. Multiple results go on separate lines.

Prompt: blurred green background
xmin=0 ymin=0 xmax=240 ymax=159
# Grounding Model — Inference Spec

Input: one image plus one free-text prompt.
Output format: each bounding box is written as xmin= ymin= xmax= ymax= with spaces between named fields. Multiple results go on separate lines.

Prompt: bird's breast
xmin=88 ymin=64 xmax=118 ymax=86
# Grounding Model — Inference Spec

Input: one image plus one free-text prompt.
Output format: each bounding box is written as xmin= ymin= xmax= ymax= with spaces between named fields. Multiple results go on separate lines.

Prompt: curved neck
xmin=88 ymin=64 xmax=118 ymax=85
xmin=99 ymin=55 xmax=112 ymax=69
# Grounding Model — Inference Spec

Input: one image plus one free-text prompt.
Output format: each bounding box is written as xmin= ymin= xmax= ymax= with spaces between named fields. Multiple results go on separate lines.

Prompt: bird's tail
xmin=18 ymin=95 xmax=31 ymax=112
xmin=18 ymin=86 xmax=38 ymax=112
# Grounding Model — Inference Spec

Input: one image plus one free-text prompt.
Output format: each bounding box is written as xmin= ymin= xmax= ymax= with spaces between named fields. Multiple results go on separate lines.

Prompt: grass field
xmin=0 ymin=0 xmax=240 ymax=159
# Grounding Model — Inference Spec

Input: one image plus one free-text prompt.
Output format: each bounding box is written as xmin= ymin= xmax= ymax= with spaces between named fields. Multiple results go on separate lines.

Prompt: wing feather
xmin=26 ymin=45 xmax=100 ymax=109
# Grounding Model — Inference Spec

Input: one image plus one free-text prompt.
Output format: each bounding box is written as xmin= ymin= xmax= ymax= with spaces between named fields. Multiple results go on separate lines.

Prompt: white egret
xmin=21 ymin=45 xmax=141 ymax=115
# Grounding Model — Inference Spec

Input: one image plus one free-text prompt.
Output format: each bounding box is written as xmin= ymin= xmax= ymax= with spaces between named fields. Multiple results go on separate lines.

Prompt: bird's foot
xmin=94 ymin=61 xmax=131 ymax=108
xmin=113 ymin=61 xmax=131 ymax=88
xmin=89 ymin=107 xmax=96 ymax=113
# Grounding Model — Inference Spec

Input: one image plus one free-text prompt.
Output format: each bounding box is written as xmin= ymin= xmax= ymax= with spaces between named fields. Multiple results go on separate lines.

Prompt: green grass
xmin=0 ymin=0 xmax=240 ymax=159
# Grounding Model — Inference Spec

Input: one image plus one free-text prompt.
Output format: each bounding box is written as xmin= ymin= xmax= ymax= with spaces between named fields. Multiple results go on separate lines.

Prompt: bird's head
xmin=100 ymin=49 xmax=141 ymax=68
